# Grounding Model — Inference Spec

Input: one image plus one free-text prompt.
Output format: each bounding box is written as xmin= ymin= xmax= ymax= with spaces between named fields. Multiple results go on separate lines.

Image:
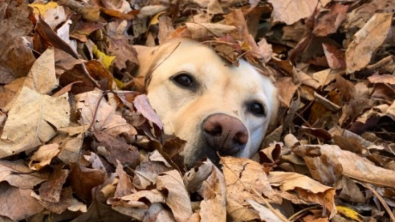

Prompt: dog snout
xmin=202 ymin=114 xmax=248 ymax=155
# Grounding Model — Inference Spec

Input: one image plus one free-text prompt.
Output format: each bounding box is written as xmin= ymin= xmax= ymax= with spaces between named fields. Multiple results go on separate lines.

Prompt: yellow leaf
xmin=336 ymin=206 xmax=363 ymax=222
xmin=148 ymin=11 xmax=167 ymax=27
xmin=29 ymin=1 xmax=58 ymax=16
xmin=114 ymin=78 xmax=124 ymax=89
xmin=92 ymin=46 xmax=115 ymax=69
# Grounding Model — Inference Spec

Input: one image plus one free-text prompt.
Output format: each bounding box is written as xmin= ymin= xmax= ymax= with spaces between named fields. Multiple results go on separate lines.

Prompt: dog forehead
xmin=149 ymin=39 xmax=275 ymax=94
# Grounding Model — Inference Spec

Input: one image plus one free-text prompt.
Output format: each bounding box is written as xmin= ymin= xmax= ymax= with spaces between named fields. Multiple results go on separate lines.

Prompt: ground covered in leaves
xmin=0 ymin=0 xmax=395 ymax=221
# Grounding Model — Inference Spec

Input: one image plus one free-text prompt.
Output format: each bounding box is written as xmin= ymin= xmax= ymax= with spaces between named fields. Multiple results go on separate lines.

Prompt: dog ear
xmin=132 ymin=45 xmax=158 ymax=91
xmin=134 ymin=45 xmax=158 ymax=77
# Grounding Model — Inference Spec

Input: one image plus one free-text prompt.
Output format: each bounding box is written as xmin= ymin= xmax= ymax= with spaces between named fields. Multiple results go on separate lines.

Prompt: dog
xmin=134 ymin=38 xmax=278 ymax=168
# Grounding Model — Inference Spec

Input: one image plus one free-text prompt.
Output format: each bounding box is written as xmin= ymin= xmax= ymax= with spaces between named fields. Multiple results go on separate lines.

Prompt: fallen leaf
xmin=133 ymin=160 xmax=171 ymax=189
xmin=113 ymin=161 xmax=134 ymax=198
xmin=38 ymin=166 xmax=69 ymax=202
xmin=0 ymin=0 xmax=34 ymax=84
xmin=0 ymin=86 xmax=70 ymax=158
xmin=257 ymin=38 xmax=272 ymax=63
xmin=143 ymin=203 xmax=177 ymax=222
xmin=107 ymin=37 xmax=139 ymax=71
xmin=72 ymin=201 xmax=131 ymax=222
xmin=75 ymin=90 xmax=135 ymax=137
xmin=275 ymin=77 xmax=298 ymax=107
xmin=336 ymin=205 xmax=364 ymax=222
xmin=185 ymin=23 xmax=236 ymax=39
xmin=29 ymin=144 xmax=61 ymax=170
xmin=34 ymin=187 xmax=73 ymax=214
xmin=198 ymin=162 xmax=226 ymax=222
xmin=322 ymin=43 xmax=346 ymax=70
xmin=368 ymin=74 xmax=395 ymax=85
xmin=268 ymin=0 xmax=318 ymax=25
xmin=156 ymin=170 xmax=193 ymax=222
xmin=319 ymin=144 xmax=395 ymax=187
xmin=221 ymin=156 xmax=280 ymax=221
xmin=313 ymin=4 xmax=349 ymax=36
xmin=133 ymin=94 xmax=163 ymax=129
xmin=30 ymin=1 xmax=68 ymax=29
xmin=69 ymin=162 xmax=106 ymax=202
xmin=92 ymin=45 xmax=116 ymax=69
xmin=345 ymin=13 xmax=392 ymax=73
xmin=92 ymin=131 xmax=140 ymax=169
xmin=0 ymin=182 xmax=43 ymax=221
xmin=268 ymin=171 xmax=337 ymax=218
xmin=247 ymin=199 xmax=285 ymax=222
xmin=0 ymin=159 xmax=48 ymax=189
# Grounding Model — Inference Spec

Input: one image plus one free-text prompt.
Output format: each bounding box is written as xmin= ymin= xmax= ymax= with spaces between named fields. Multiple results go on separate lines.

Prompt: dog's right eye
xmin=172 ymin=73 xmax=194 ymax=88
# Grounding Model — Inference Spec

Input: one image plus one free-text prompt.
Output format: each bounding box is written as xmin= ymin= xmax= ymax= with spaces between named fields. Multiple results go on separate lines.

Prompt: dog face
xmin=135 ymin=39 xmax=278 ymax=168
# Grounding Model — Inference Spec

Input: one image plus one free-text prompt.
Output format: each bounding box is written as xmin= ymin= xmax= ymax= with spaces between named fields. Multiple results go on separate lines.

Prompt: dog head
xmin=135 ymin=38 xmax=278 ymax=168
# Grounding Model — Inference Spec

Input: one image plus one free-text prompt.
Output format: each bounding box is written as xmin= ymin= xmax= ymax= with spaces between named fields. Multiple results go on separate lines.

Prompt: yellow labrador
xmin=135 ymin=38 xmax=278 ymax=168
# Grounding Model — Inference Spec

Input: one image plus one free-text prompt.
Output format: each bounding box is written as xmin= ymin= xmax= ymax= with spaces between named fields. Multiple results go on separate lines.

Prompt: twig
xmin=251 ymin=187 xmax=291 ymax=222
xmin=358 ymin=182 xmax=395 ymax=222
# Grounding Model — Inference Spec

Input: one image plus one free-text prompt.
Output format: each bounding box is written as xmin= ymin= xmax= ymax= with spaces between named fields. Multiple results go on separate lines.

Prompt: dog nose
xmin=202 ymin=114 xmax=249 ymax=155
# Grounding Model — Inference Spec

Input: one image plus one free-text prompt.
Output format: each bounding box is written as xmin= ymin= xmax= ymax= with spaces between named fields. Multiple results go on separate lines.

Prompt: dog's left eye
xmin=172 ymin=73 xmax=194 ymax=88
xmin=248 ymin=102 xmax=266 ymax=117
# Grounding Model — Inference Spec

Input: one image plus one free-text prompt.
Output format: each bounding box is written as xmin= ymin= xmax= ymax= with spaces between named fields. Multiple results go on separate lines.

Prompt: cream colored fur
xmin=135 ymin=38 xmax=278 ymax=168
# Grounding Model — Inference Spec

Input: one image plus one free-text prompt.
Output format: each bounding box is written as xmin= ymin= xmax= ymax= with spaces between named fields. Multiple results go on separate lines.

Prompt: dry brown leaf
xmin=275 ymin=77 xmax=298 ymax=107
xmin=368 ymin=74 xmax=395 ymax=85
xmin=319 ymin=144 xmax=395 ymax=187
xmin=268 ymin=171 xmax=337 ymax=218
xmin=0 ymin=0 xmax=34 ymax=84
xmin=198 ymin=161 xmax=226 ymax=222
xmin=57 ymin=133 xmax=84 ymax=164
xmin=29 ymin=144 xmax=61 ymax=170
xmin=185 ymin=23 xmax=236 ymax=39
xmin=114 ymin=189 xmax=165 ymax=208
xmin=158 ymin=15 xmax=175 ymax=44
xmin=222 ymin=156 xmax=279 ymax=202
xmin=0 ymin=182 xmax=44 ymax=221
xmin=0 ymin=159 xmax=48 ymax=189
xmin=74 ymin=201 xmax=131 ymax=222
xmin=68 ymin=197 xmax=88 ymax=213
xmin=133 ymin=160 xmax=171 ymax=189
xmin=268 ymin=0 xmax=318 ymax=25
xmin=0 ymin=78 xmax=25 ymax=109
xmin=345 ymin=13 xmax=392 ymax=73
xmin=156 ymin=170 xmax=193 ymax=222
xmin=247 ymin=199 xmax=285 ymax=222
xmin=226 ymin=198 xmax=259 ymax=221
xmin=107 ymin=36 xmax=139 ymax=71
xmin=342 ymin=0 xmax=389 ymax=30
xmin=0 ymin=86 xmax=70 ymax=158
xmin=322 ymin=43 xmax=346 ymax=70
xmin=92 ymin=132 xmax=139 ymax=168
xmin=38 ymin=166 xmax=69 ymax=202
xmin=257 ymin=38 xmax=273 ymax=63
xmin=143 ymin=203 xmax=177 ymax=222
xmin=221 ymin=156 xmax=280 ymax=220
xmin=33 ymin=187 xmax=73 ymax=214
xmin=313 ymin=3 xmax=349 ymax=36
xmin=113 ymin=161 xmax=134 ymax=198
xmin=133 ymin=94 xmax=163 ymax=129
xmin=295 ymin=70 xmax=322 ymax=90
xmin=69 ymin=162 xmax=106 ymax=202
xmin=183 ymin=160 xmax=213 ymax=193
xmin=75 ymin=90 xmax=136 ymax=136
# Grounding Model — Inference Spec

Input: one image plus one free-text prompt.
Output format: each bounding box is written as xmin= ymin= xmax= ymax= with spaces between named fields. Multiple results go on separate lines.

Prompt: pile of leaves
xmin=0 ymin=0 xmax=394 ymax=221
